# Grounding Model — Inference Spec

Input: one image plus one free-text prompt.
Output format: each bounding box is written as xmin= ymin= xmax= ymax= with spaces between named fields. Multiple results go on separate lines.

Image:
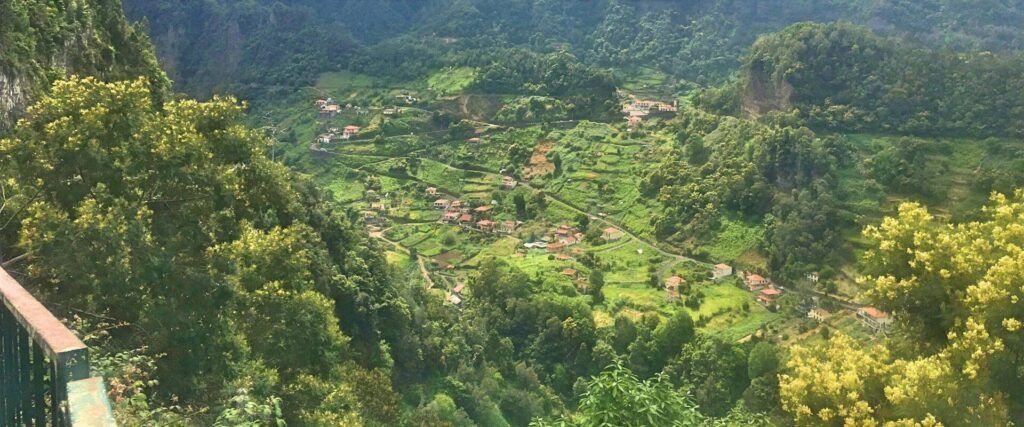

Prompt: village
xmin=299 ymin=76 xmax=889 ymax=346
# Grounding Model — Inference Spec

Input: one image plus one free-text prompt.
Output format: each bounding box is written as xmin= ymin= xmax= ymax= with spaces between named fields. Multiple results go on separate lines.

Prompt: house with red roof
xmin=757 ymin=288 xmax=782 ymax=306
xmin=562 ymin=268 xmax=578 ymax=280
xmin=477 ymin=219 xmax=495 ymax=232
xmin=744 ymin=273 xmax=769 ymax=291
xmin=857 ymin=307 xmax=893 ymax=332
xmin=547 ymin=242 xmax=567 ymax=253
xmin=602 ymin=227 xmax=624 ymax=241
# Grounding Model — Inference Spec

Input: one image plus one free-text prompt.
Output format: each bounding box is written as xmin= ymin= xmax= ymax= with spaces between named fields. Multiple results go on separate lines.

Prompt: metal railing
xmin=0 ymin=267 xmax=116 ymax=426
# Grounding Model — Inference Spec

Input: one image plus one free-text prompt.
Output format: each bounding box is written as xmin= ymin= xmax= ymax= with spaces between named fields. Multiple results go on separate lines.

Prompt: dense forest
xmin=3 ymin=0 xmax=1024 ymax=426
xmin=124 ymin=0 xmax=1024 ymax=99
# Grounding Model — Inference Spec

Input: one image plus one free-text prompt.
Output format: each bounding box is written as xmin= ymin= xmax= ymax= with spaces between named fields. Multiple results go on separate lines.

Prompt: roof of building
xmin=665 ymin=276 xmax=684 ymax=287
xmin=477 ymin=220 xmax=495 ymax=227
xmin=760 ymin=288 xmax=782 ymax=296
xmin=434 ymin=198 xmax=449 ymax=204
xmin=860 ymin=307 xmax=889 ymax=319
xmin=453 ymin=283 xmax=465 ymax=293
xmin=603 ymin=227 xmax=621 ymax=234
xmin=562 ymin=268 xmax=577 ymax=276
xmin=459 ymin=214 xmax=473 ymax=222
xmin=715 ymin=263 xmax=731 ymax=269
xmin=474 ymin=205 xmax=492 ymax=212
xmin=746 ymin=274 xmax=766 ymax=283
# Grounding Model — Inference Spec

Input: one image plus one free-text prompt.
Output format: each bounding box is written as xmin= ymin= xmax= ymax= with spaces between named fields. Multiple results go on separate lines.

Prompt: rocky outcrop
xmin=740 ymin=61 xmax=793 ymax=119
xmin=0 ymin=70 xmax=30 ymax=130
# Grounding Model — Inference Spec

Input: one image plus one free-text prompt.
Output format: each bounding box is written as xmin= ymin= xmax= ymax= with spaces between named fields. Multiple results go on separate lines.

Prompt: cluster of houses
xmin=360 ymin=195 xmax=391 ymax=227
xmin=447 ymin=281 xmax=465 ymax=306
xmin=740 ymin=269 xmax=895 ymax=334
xmin=315 ymin=98 xmax=342 ymax=119
xmin=317 ymin=125 xmax=361 ymax=144
xmin=431 ymin=189 xmax=520 ymax=235
xmin=664 ymin=263 xmax=732 ymax=301
xmin=621 ymin=98 xmax=678 ymax=129
xmin=743 ymin=272 xmax=785 ymax=309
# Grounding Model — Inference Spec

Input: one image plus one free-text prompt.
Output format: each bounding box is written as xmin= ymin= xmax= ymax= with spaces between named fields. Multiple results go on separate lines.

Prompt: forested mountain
xmin=125 ymin=0 xmax=1024 ymax=99
xmin=730 ymin=22 xmax=1024 ymax=137
xmin=4 ymin=0 xmax=1024 ymax=426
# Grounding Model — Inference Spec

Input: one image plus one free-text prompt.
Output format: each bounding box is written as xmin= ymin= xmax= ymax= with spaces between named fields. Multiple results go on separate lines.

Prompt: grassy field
xmin=427 ymin=67 xmax=477 ymax=95
xmin=705 ymin=217 xmax=764 ymax=262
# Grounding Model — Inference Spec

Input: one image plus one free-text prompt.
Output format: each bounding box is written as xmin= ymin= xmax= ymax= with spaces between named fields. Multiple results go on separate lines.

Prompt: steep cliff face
xmin=740 ymin=60 xmax=794 ymax=118
xmin=0 ymin=71 xmax=30 ymax=128
xmin=0 ymin=0 xmax=166 ymax=129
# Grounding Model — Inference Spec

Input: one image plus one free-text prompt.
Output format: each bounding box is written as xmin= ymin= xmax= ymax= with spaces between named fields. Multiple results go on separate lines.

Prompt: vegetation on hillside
xmin=4 ymin=0 xmax=1024 ymax=425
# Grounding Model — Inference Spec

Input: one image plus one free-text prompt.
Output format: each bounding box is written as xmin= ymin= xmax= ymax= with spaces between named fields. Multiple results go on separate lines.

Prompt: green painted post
xmin=1 ymin=306 xmax=8 ymax=422
xmin=32 ymin=345 xmax=46 ymax=427
xmin=20 ymin=327 xmax=33 ymax=424
xmin=3 ymin=306 xmax=15 ymax=423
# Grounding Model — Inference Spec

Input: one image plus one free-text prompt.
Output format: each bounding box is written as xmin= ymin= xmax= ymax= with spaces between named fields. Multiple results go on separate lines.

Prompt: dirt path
xmin=370 ymin=229 xmax=436 ymax=289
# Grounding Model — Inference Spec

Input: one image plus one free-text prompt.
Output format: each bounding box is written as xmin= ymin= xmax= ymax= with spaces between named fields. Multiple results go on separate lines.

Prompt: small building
xmin=807 ymin=272 xmax=820 ymax=283
xmin=502 ymin=176 xmax=518 ymax=190
xmin=450 ymin=200 xmax=463 ymax=210
xmin=474 ymin=205 xmax=493 ymax=215
xmin=712 ymin=263 xmax=733 ymax=280
xmin=426 ymin=187 xmax=439 ymax=196
xmin=477 ymin=219 xmax=495 ymax=232
xmin=560 ymin=234 xmax=580 ymax=246
xmin=808 ymin=308 xmax=830 ymax=323
xmin=547 ymin=242 xmax=567 ymax=253
xmin=665 ymin=276 xmax=684 ymax=301
xmin=602 ymin=227 xmax=624 ymax=241
xmin=452 ymin=282 xmax=465 ymax=295
xmin=383 ymin=108 xmax=397 ymax=116
xmin=319 ymin=104 xmax=341 ymax=119
xmin=757 ymin=288 xmax=782 ymax=306
xmin=499 ymin=220 xmax=519 ymax=234
xmin=317 ymin=134 xmax=334 ymax=144
xmin=562 ymin=268 xmax=579 ymax=280
xmin=433 ymin=199 xmax=451 ymax=209
xmin=458 ymin=214 xmax=474 ymax=224
xmin=744 ymin=273 xmax=769 ymax=291
xmin=370 ymin=202 xmax=386 ymax=212
xmin=857 ymin=307 xmax=893 ymax=333
xmin=467 ymin=137 xmax=481 ymax=143
xmin=627 ymin=116 xmax=643 ymax=128
xmin=447 ymin=293 xmax=463 ymax=306
xmin=555 ymin=224 xmax=574 ymax=238
xmin=556 ymin=254 xmax=572 ymax=261
xmin=441 ymin=212 xmax=460 ymax=223
xmin=343 ymin=125 xmax=360 ymax=138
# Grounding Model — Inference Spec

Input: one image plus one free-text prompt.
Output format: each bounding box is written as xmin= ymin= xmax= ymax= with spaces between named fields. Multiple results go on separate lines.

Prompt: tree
xmin=653 ymin=310 xmax=696 ymax=367
xmin=575 ymin=213 xmax=590 ymax=230
xmin=664 ymin=336 xmax=748 ymax=417
xmin=0 ymin=77 xmax=409 ymax=423
xmin=589 ymin=269 xmax=605 ymax=304
xmin=747 ymin=342 xmax=779 ymax=379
